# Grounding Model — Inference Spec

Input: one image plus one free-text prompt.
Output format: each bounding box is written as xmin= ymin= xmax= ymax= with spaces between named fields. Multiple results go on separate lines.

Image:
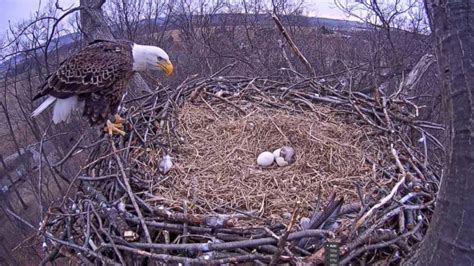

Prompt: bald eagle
xmin=31 ymin=39 xmax=173 ymax=135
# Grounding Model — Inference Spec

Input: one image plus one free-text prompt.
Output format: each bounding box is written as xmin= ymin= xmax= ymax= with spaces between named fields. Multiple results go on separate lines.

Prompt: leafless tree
xmin=335 ymin=0 xmax=431 ymax=78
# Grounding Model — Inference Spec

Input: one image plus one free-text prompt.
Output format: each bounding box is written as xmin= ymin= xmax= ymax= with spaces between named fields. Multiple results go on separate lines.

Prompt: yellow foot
xmin=104 ymin=118 xmax=126 ymax=136
xmin=114 ymin=114 xmax=125 ymax=124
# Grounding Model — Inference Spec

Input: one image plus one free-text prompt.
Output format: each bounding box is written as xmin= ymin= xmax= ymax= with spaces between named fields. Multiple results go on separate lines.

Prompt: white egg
xmin=257 ymin=151 xmax=274 ymax=167
xmin=272 ymin=148 xmax=281 ymax=158
xmin=276 ymin=156 xmax=289 ymax=167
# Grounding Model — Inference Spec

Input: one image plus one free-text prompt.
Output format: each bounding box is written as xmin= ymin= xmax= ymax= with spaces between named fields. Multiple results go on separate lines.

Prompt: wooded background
xmin=0 ymin=0 xmax=462 ymax=264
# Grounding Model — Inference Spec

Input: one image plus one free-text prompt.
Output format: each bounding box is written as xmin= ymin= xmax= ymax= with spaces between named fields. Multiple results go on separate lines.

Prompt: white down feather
xmin=31 ymin=96 xmax=56 ymax=117
xmin=31 ymin=95 xmax=81 ymax=124
xmin=52 ymin=96 xmax=79 ymax=124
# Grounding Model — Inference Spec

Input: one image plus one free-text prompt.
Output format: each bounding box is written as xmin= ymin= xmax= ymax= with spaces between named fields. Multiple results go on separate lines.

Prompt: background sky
xmin=0 ymin=0 xmax=350 ymax=36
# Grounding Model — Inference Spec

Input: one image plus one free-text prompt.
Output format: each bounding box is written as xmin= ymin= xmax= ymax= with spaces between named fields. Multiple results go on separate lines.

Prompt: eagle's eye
xmin=157 ymin=56 xmax=163 ymax=61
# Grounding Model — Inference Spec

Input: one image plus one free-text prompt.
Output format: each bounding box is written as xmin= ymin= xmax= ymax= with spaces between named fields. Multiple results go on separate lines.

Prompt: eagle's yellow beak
xmin=159 ymin=59 xmax=174 ymax=76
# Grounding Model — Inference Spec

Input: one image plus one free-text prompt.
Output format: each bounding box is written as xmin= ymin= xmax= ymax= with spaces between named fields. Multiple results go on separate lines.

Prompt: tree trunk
xmin=79 ymin=0 xmax=152 ymax=96
xmin=408 ymin=0 xmax=474 ymax=264
xmin=79 ymin=0 xmax=114 ymax=41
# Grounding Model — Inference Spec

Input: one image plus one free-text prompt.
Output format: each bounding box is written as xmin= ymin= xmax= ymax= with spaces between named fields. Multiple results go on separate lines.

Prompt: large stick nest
xmin=43 ymin=73 xmax=443 ymax=265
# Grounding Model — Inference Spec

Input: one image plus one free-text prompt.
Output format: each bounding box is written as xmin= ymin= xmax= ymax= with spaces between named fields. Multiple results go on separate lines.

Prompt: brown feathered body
xmin=31 ymin=39 xmax=173 ymax=127
xmin=33 ymin=40 xmax=134 ymax=125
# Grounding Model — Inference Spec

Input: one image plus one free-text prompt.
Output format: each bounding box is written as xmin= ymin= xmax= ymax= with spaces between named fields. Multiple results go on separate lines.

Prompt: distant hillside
xmin=0 ymin=32 xmax=78 ymax=74
xmin=0 ymin=14 xmax=364 ymax=73
xmin=149 ymin=13 xmax=365 ymax=29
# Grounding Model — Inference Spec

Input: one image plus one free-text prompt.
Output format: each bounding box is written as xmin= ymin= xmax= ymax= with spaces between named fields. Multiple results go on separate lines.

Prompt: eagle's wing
xmin=83 ymin=79 xmax=129 ymax=125
xmin=33 ymin=40 xmax=133 ymax=100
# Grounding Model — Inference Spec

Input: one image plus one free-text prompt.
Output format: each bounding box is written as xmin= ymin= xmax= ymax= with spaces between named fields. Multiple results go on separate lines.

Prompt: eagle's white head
xmin=132 ymin=43 xmax=174 ymax=76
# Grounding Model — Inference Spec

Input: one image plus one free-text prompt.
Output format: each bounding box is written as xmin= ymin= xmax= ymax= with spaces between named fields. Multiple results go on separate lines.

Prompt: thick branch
xmin=271 ymin=13 xmax=315 ymax=76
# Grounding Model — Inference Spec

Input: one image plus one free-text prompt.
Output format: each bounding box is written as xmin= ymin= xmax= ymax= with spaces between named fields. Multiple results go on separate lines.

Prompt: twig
xmin=130 ymin=229 xmax=329 ymax=251
xmin=205 ymin=91 xmax=246 ymax=115
xmin=38 ymin=121 xmax=53 ymax=221
xmin=277 ymin=39 xmax=296 ymax=74
xmin=271 ymin=13 xmax=315 ymax=76
xmin=210 ymin=61 xmax=237 ymax=78
xmin=270 ymin=201 xmax=300 ymax=265
xmin=355 ymin=146 xmax=406 ymax=228
xmin=5 ymin=208 xmax=120 ymax=265
xmin=183 ymin=200 xmax=189 ymax=244
xmin=110 ymin=140 xmax=152 ymax=244
xmin=52 ymin=135 xmax=85 ymax=167
xmin=101 ymin=244 xmax=272 ymax=265
xmin=78 ymin=174 xmax=118 ymax=181
xmin=340 ymin=222 xmax=422 ymax=264
xmin=391 ymin=53 xmax=435 ymax=98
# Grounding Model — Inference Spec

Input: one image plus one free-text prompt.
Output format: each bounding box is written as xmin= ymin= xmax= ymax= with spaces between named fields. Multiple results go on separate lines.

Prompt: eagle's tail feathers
xmin=31 ymin=96 xmax=56 ymax=118
xmin=52 ymin=96 xmax=79 ymax=124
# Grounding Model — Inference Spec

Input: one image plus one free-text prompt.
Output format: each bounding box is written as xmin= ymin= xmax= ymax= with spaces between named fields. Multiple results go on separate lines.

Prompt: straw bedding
xmin=149 ymin=101 xmax=379 ymax=224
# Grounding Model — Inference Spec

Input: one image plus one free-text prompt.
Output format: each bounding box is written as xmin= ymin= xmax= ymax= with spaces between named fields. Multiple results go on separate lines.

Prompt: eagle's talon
xmin=114 ymin=114 xmax=125 ymax=124
xmin=105 ymin=120 xmax=126 ymax=136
